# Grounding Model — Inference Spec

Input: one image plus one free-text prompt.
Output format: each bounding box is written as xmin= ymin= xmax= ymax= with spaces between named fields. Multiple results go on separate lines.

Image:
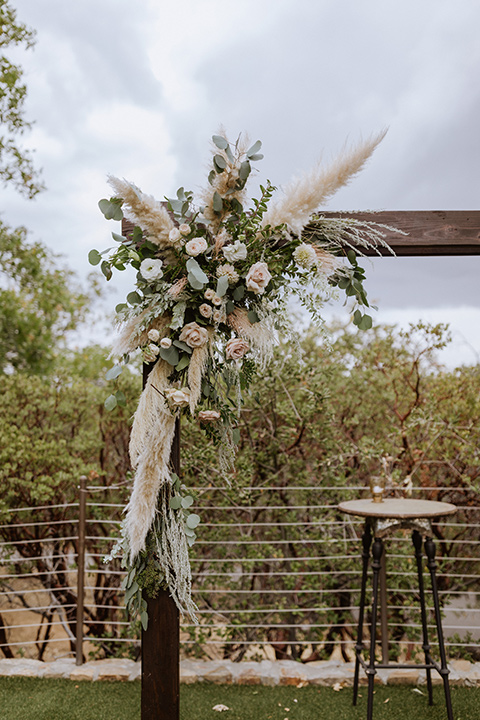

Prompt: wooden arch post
xmin=123 ymin=210 xmax=480 ymax=720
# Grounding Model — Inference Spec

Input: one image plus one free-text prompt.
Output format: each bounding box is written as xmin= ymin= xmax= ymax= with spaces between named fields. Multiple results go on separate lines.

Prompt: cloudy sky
xmin=4 ymin=0 xmax=480 ymax=366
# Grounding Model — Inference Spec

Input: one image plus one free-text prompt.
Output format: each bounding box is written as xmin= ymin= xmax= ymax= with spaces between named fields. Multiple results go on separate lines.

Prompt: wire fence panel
xmin=1 ymin=481 xmax=479 ymax=664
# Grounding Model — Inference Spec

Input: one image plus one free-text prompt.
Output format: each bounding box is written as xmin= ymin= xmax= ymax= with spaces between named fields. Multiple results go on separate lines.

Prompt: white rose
xmin=225 ymin=338 xmax=250 ymax=360
xmin=199 ymin=303 xmax=213 ymax=318
xmin=185 ymin=237 xmax=208 ymax=256
xmin=222 ymin=240 xmax=247 ymax=263
xmin=165 ymin=387 xmax=190 ymax=407
xmin=179 ymin=223 xmax=191 ymax=236
xmin=246 ymin=261 xmax=271 ymax=295
xmin=179 ymin=322 xmax=209 ymax=348
xmin=293 ymin=243 xmax=318 ymax=269
xmin=168 ymin=227 xmax=182 ymax=245
xmin=204 ymin=288 xmax=215 ymax=300
xmin=147 ymin=329 xmax=160 ymax=342
xmin=160 ymin=337 xmax=172 ymax=348
xmin=140 ymin=258 xmax=164 ymax=282
xmin=211 ymin=294 xmax=222 ymax=306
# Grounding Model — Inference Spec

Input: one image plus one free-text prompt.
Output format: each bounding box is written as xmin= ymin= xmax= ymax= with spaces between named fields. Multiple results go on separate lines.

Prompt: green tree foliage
xmin=0 ymin=0 xmax=44 ymax=198
xmin=182 ymin=324 xmax=480 ymax=661
xmin=0 ymin=221 xmax=91 ymax=374
xmin=0 ymin=346 xmax=140 ymax=659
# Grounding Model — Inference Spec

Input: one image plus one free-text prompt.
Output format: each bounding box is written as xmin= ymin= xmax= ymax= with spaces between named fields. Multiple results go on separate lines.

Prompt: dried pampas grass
xmin=108 ymin=175 xmax=175 ymax=248
xmin=227 ymin=308 xmax=276 ymax=369
xmin=262 ymin=130 xmax=387 ymax=235
xmin=126 ymin=360 xmax=175 ymax=559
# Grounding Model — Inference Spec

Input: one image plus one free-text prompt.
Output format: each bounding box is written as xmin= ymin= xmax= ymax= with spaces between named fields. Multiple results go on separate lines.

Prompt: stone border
xmin=0 ymin=658 xmax=479 ymax=686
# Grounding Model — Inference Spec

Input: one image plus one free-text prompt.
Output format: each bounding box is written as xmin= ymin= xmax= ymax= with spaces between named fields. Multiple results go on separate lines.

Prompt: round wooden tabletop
xmin=338 ymin=498 xmax=457 ymax=519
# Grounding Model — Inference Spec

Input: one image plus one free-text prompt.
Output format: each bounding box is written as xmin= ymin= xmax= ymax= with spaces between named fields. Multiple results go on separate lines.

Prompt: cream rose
xmin=179 ymin=223 xmax=191 ymax=236
xmin=179 ymin=322 xmax=209 ymax=348
xmin=211 ymin=294 xmax=222 ymax=306
xmin=147 ymin=328 xmax=160 ymax=342
xmin=198 ymin=410 xmax=221 ymax=423
xmin=245 ymin=261 xmax=271 ymax=294
xmin=185 ymin=237 xmax=208 ymax=256
xmin=199 ymin=303 xmax=213 ymax=318
xmin=143 ymin=343 xmax=160 ymax=363
xmin=168 ymin=227 xmax=182 ymax=245
xmin=225 ymin=338 xmax=250 ymax=360
xmin=204 ymin=288 xmax=215 ymax=300
xmin=165 ymin=387 xmax=190 ymax=407
xmin=160 ymin=337 xmax=172 ymax=348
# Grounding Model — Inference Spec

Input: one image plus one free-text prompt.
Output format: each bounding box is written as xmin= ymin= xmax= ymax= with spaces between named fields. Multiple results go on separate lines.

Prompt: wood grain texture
xmin=141 ymin=363 xmax=180 ymax=720
xmin=123 ymin=211 xmax=480 ymax=256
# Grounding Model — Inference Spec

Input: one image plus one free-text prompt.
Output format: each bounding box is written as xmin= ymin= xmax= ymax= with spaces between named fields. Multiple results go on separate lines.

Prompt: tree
xmin=0 ymin=0 xmax=44 ymax=198
xmin=0 ymin=220 xmax=91 ymax=374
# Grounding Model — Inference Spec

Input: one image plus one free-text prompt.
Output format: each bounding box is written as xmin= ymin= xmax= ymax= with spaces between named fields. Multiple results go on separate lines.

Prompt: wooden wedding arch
xmin=123 ymin=209 xmax=480 ymax=719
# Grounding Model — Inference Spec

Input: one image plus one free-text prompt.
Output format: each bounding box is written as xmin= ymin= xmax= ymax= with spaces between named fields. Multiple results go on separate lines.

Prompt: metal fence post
xmin=76 ymin=475 xmax=87 ymax=665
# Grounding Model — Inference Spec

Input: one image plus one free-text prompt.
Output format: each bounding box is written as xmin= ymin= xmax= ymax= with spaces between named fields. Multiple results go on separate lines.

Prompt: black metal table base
xmin=353 ymin=524 xmax=453 ymax=720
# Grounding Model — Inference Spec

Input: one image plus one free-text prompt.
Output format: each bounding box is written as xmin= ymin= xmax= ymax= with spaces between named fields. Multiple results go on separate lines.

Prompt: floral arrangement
xmin=91 ymin=130 xmax=398 ymax=622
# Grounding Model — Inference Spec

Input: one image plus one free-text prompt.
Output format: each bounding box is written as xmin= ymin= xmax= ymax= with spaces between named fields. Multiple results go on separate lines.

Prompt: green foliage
xmin=0 ymin=0 xmax=44 ymax=197
xmin=0 ymin=221 xmax=91 ymax=374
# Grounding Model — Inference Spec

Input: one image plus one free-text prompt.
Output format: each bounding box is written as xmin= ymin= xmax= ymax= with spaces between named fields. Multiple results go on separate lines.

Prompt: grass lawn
xmin=0 ymin=678 xmax=478 ymax=719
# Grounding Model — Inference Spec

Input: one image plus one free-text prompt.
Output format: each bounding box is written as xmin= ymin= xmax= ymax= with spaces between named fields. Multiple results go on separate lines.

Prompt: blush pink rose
xmin=185 ymin=237 xmax=208 ymax=256
xmin=179 ymin=322 xmax=209 ymax=348
xmin=245 ymin=261 xmax=271 ymax=294
xmin=225 ymin=338 xmax=250 ymax=360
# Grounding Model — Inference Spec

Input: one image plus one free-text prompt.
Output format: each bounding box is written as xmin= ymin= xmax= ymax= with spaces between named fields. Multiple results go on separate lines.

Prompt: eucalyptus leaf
xmin=88 ymin=249 xmax=102 ymax=266
xmin=247 ymin=309 xmax=259 ymax=323
xmin=232 ymin=428 xmax=241 ymax=445
xmin=216 ymin=275 xmax=229 ymax=297
xmin=212 ymin=134 xmax=228 ymax=150
xmin=140 ymin=611 xmax=148 ymax=631
xmin=126 ymin=291 xmax=142 ymax=306
xmin=233 ymin=285 xmax=245 ymax=301
xmin=358 ymin=314 xmax=373 ymax=330
xmin=115 ymin=390 xmax=126 ymax=407
xmin=112 ymin=232 xmax=126 ymax=243
xmin=247 ymin=140 xmax=262 ymax=157
xmin=248 ymin=153 xmax=264 ymax=161
xmin=160 ymin=346 xmax=180 ymax=366
xmin=181 ymin=496 xmax=194 ymax=509
xmin=186 ymin=513 xmax=200 ymax=529
xmin=186 ymin=258 xmax=208 ymax=283
xmin=98 ymin=198 xmax=124 ymax=221
xmin=213 ymin=154 xmax=227 ymax=172
xmin=188 ymin=272 xmax=205 ymax=290
xmin=175 ymin=355 xmax=190 ymax=372
xmin=213 ymin=191 xmax=223 ymax=213
xmin=106 ymin=365 xmax=122 ymax=381
xmin=226 ymin=300 xmax=235 ymax=315
xmin=239 ymin=160 xmax=251 ymax=181
xmin=104 ymin=394 xmax=117 ymax=411
xmin=115 ymin=303 xmax=128 ymax=314
xmin=170 ymin=497 xmax=182 ymax=510
xmin=173 ymin=340 xmax=193 ymax=354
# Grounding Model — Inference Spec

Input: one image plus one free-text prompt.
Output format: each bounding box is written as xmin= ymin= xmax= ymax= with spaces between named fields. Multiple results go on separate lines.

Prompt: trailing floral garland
xmin=91 ymin=130 xmax=399 ymax=624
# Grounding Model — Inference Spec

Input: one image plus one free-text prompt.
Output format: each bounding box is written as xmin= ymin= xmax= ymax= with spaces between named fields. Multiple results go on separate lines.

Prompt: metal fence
xmin=1 ymin=478 xmax=479 ymax=664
